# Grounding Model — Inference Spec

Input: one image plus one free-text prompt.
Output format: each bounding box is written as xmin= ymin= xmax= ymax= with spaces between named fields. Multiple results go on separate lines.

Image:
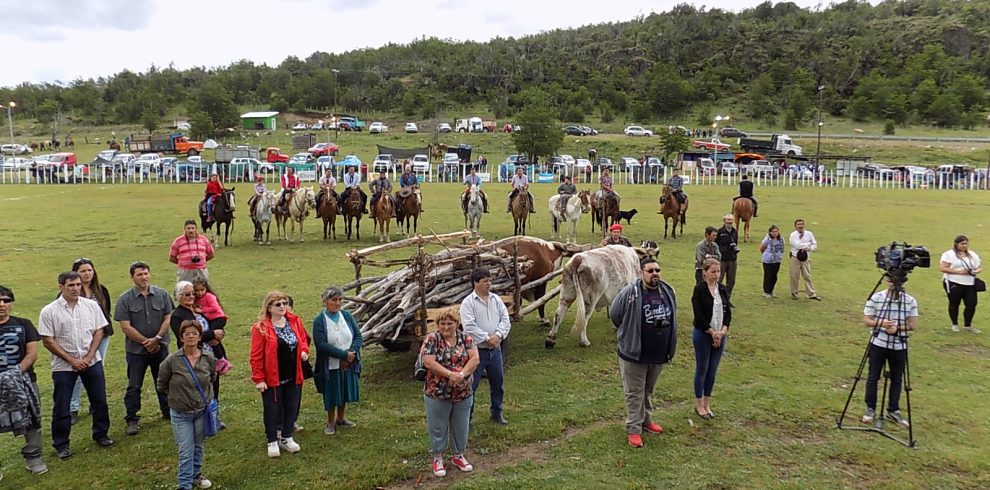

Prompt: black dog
xmin=619 ymin=208 xmax=638 ymax=225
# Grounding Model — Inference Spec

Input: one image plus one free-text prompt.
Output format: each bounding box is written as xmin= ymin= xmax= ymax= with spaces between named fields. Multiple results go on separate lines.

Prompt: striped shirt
xmin=169 ymin=234 xmax=214 ymax=270
xmin=38 ymin=297 xmax=107 ymax=372
xmin=864 ymin=290 xmax=918 ymax=351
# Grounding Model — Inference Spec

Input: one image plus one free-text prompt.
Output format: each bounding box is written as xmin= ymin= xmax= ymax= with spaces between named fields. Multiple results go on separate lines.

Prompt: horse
xmin=252 ymin=190 xmax=276 ymax=245
xmin=549 ymin=189 xmax=591 ymax=243
xmin=108 ymin=141 xmax=121 ymax=151
xmin=594 ymin=191 xmax=621 ymax=237
xmin=658 ymin=185 xmax=688 ymax=239
xmin=199 ymin=188 xmax=236 ymax=247
xmin=511 ymin=191 xmax=530 ymax=236
xmin=342 ymin=189 xmax=363 ymax=241
xmin=371 ymin=192 xmax=394 ymax=243
xmin=732 ymin=197 xmax=754 ymax=242
xmin=318 ymin=190 xmax=338 ymax=240
xmin=464 ymin=185 xmax=484 ymax=239
xmin=395 ymin=187 xmax=421 ymax=238
xmin=275 ymin=187 xmax=316 ymax=242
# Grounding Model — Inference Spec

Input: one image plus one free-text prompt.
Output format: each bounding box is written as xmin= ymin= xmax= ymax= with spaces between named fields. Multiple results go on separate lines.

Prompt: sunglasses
xmin=271 ymin=301 xmax=289 ymax=308
xmin=643 ymin=268 xmax=661 ymax=273
xmin=179 ymin=292 xmax=195 ymax=297
xmin=73 ymin=257 xmax=93 ymax=266
xmin=0 ymin=297 xmax=13 ymax=304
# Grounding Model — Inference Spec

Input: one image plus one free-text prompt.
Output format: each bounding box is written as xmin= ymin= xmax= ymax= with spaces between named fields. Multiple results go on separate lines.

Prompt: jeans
xmin=125 ymin=349 xmax=171 ymax=422
xmin=424 ymin=394 xmax=472 ymax=455
xmin=52 ymin=362 xmax=111 ymax=449
xmin=762 ymin=262 xmax=781 ymax=295
xmin=471 ymin=348 xmax=505 ymax=418
xmin=261 ymin=383 xmax=301 ymax=443
xmin=945 ymin=280 xmax=978 ymax=327
xmin=170 ymin=408 xmax=205 ymax=490
xmin=865 ymin=344 xmax=906 ymax=412
xmin=719 ymin=260 xmax=737 ymax=299
xmin=692 ymin=328 xmax=726 ymax=398
xmin=618 ymin=358 xmax=663 ymax=434
xmin=71 ymin=336 xmax=110 ymax=412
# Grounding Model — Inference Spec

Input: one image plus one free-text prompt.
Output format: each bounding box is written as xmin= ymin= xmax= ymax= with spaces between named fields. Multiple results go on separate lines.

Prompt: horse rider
xmin=463 ymin=167 xmax=489 ymax=213
xmin=556 ymin=175 xmax=577 ymax=214
xmin=600 ymin=223 xmax=633 ymax=247
xmin=204 ymin=173 xmax=225 ymax=222
xmin=600 ymin=167 xmax=619 ymax=199
xmin=507 ymin=166 xmax=535 ymax=214
xmin=340 ymin=165 xmax=368 ymax=214
xmin=248 ymin=174 xmax=266 ymax=217
xmin=667 ymin=168 xmax=688 ymax=205
xmin=277 ymin=167 xmax=301 ymax=213
xmin=369 ymin=172 xmax=394 ymax=214
xmin=396 ymin=164 xmax=423 ymax=213
xmin=315 ymin=169 xmax=337 ymax=219
xmin=734 ymin=174 xmax=759 ymax=217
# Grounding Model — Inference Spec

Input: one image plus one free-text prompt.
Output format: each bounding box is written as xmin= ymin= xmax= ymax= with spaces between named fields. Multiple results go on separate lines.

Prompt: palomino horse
xmin=251 ymin=190 xmax=276 ymax=245
xmin=593 ymin=191 xmax=621 ymax=237
xmin=343 ymin=189 xmax=363 ymax=240
xmin=732 ymin=197 xmax=754 ymax=242
xmin=275 ymin=187 xmax=316 ymax=242
xmin=464 ymin=185 xmax=484 ymax=239
xmin=371 ymin=193 xmax=394 ymax=243
xmin=549 ymin=190 xmax=591 ymax=243
xmin=511 ymin=191 xmax=530 ymax=236
xmin=395 ymin=187 xmax=421 ymax=238
xmin=199 ymin=188 xmax=236 ymax=247
xmin=318 ymin=190 xmax=339 ymax=240
xmin=658 ymin=184 xmax=688 ymax=239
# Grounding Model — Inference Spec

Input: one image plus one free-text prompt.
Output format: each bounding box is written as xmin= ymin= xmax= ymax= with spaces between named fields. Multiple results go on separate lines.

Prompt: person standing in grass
xmin=759 ymin=225 xmax=785 ymax=298
xmin=66 ymin=258 xmax=113 ymax=426
xmin=691 ymin=258 xmax=731 ymax=420
xmin=0 ymin=285 xmax=48 ymax=476
xmin=461 ymin=268 xmax=512 ymax=425
xmin=157 ymin=321 xmax=216 ymax=490
xmin=788 ymin=219 xmax=822 ymax=300
xmin=715 ymin=214 xmax=739 ymax=307
xmin=695 ymin=226 xmax=721 ymax=284
xmin=861 ymin=278 xmax=918 ymax=428
xmin=312 ymin=287 xmax=362 ymax=436
xmin=609 ymin=257 xmax=677 ymax=448
xmin=422 ymin=310 xmax=479 ymax=477
xmin=249 ymin=291 xmax=309 ymax=457
xmin=939 ymin=235 xmax=982 ymax=333
xmin=169 ymin=220 xmax=215 ymax=284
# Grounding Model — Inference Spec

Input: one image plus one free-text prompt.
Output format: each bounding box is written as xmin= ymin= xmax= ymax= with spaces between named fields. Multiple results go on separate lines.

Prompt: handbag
xmin=413 ymin=332 xmax=439 ymax=381
xmin=301 ymin=358 xmax=314 ymax=380
xmin=181 ymin=354 xmax=221 ymax=437
xmin=975 ymin=277 xmax=987 ymax=293
xmin=796 ymin=249 xmax=808 ymax=262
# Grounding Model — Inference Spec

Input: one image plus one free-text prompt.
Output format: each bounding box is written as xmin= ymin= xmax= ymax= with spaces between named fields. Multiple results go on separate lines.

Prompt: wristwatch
xmin=154 ymin=335 xmax=163 ymax=341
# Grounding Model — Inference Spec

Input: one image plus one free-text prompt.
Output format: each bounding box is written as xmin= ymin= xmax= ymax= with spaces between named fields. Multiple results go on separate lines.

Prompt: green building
xmin=240 ymin=111 xmax=279 ymax=130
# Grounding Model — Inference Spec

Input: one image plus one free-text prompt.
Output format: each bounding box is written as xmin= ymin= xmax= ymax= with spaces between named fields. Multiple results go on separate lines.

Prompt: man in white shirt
xmin=459 ymin=268 xmax=511 ymax=425
xmin=788 ymin=218 xmax=822 ymax=300
xmin=38 ymin=271 xmax=114 ymax=459
xmin=340 ymin=165 xmax=368 ymax=214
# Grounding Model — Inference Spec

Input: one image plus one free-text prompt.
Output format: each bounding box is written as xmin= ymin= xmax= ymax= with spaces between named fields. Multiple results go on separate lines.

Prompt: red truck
xmin=266 ymin=148 xmax=290 ymax=163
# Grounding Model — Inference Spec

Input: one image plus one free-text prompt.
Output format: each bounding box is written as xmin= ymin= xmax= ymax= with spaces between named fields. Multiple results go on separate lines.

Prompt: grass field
xmin=1 ymin=181 xmax=989 ymax=489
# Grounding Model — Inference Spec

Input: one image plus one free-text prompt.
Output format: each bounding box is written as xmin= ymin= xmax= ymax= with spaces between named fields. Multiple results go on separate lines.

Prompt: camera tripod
xmin=836 ymin=273 xmax=916 ymax=448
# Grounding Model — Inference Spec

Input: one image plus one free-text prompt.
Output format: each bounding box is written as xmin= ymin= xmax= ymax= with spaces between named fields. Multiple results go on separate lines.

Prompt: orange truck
xmin=127 ymin=132 xmax=205 ymax=156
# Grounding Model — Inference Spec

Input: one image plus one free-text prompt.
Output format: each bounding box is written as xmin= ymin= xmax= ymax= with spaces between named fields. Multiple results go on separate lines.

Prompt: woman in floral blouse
xmin=422 ymin=310 xmax=479 ymax=477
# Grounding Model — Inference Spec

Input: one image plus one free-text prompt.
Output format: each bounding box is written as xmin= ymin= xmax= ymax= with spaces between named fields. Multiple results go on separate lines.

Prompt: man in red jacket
xmin=277 ymin=167 xmax=301 ymax=214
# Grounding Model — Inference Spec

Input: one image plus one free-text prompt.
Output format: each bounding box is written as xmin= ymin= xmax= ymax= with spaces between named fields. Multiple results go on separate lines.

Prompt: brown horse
xmin=318 ymin=190 xmax=338 ymax=240
xmin=597 ymin=191 xmax=621 ymax=237
xmin=372 ymin=193 xmax=394 ymax=243
xmin=511 ymin=191 xmax=530 ymax=236
xmin=395 ymin=187 xmax=421 ymax=238
xmin=343 ymin=189 xmax=363 ymax=240
xmin=658 ymin=185 xmax=688 ymax=239
xmin=732 ymin=197 xmax=754 ymax=242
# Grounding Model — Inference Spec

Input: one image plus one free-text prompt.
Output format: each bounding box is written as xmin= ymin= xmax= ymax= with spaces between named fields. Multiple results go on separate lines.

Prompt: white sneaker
xmin=951 ymin=324 xmax=960 ymax=332
xmin=964 ymin=326 xmax=982 ymax=334
xmin=267 ymin=441 xmax=280 ymax=458
xmin=279 ymin=437 xmax=301 ymax=453
xmin=193 ymin=475 xmax=213 ymax=489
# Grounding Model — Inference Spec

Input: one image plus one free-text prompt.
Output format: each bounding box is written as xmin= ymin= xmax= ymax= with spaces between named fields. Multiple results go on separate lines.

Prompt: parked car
xmin=289 ymin=153 xmax=315 ymax=164
xmin=307 ymin=142 xmax=339 ymax=157
xmin=624 ymin=126 xmax=653 ymax=137
xmin=292 ymin=122 xmax=308 ymax=130
xmin=369 ymin=122 xmax=387 ymax=134
xmin=668 ymin=125 xmax=690 ymax=136
xmin=693 ymin=138 xmax=732 ymax=151
xmin=404 ymin=122 xmax=418 ymax=133
xmin=136 ymin=153 xmax=162 ymax=169
xmin=741 ymin=160 xmax=776 ymax=177
xmin=436 ymin=123 xmax=452 ymax=133
xmin=698 ymin=158 xmax=717 ymax=176
xmin=575 ymin=158 xmax=592 ymax=172
xmin=787 ymin=165 xmax=815 ymax=179
xmin=563 ymin=125 xmax=589 ymax=136
xmin=96 ymin=150 xmax=117 ymax=162
xmin=2 ymin=157 xmax=31 ymax=171
xmin=310 ymin=122 xmax=324 ymax=130
xmin=579 ymin=125 xmax=599 ymax=136
xmin=619 ymin=157 xmax=640 ymax=172
xmin=230 ymin=157 xmax=267 ymax=173
xmin=316 ymin=156 xmax=333 ymax=171
xmin=1 ymin=143 xmax=32 ymax=155
xmin=858 ymin=163 xmax=895 ymax=180
xmin=594 ymin=157 xmax=614 ymax=170
xmin=372 ymin=154 xmax=397 ymax=173
xmin=411 ymin=154 xmax=430 ymax=173
xmin=719 ymin=127 xmax=748 ymax=138
xmin=111 ymin=153 xmax=137 ymax=167
xmin=720 ymin=162 xmax=739 ymax=176
xmin=188 ymin=155 xmax=204 ymax=164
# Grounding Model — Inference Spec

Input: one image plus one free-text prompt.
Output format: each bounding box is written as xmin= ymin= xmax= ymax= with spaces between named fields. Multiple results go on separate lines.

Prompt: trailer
xmin=215 ymin=146 xmax=262 ymax=164
xmin=739 ymin=134 xmax=802 ymax=156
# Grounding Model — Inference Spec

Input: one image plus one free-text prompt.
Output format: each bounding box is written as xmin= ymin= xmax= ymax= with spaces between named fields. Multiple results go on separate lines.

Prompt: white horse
xmin=465 ymin=184 xmax=484 ymax=239
xmin=275 ymin=187 xmax=316 ymax=242
xmin=252 ymin=190 xmax=277 ymax=245
xmin=549 ymin=190 xmax=591 ymax=243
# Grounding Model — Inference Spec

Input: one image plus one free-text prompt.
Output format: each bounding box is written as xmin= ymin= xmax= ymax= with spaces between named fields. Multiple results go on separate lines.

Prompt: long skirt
xmin=320 ymin=368 xmax=360 ymax=410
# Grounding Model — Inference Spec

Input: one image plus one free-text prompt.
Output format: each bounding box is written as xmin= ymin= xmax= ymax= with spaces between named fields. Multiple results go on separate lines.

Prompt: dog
xmin=618 ymin=208 xmax=638 ymax=225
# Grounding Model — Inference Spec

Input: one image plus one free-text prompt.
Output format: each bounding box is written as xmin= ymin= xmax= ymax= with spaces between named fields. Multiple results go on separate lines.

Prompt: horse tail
xmin=569 ymin=256 xmax=587 ymax=337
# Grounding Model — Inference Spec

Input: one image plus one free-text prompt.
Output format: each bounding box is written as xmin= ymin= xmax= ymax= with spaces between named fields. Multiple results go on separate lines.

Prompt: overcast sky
xmin=0 ymin=0 xmax=836 ymax=88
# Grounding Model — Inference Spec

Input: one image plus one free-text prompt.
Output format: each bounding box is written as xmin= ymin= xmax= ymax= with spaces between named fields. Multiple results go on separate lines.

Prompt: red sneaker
xmin=643 ymin=422 xmax=663 ymax=434
xmin=627 ymin=434 xmax=643 ymax=448
xmin=450 ymin=454 xmax=474 ymax=472
xmin=432 ymin=457 xmax=446 ymax=477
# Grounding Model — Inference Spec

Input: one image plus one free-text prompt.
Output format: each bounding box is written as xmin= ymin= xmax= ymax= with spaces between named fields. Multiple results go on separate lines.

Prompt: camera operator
xmin=169 ymin=220 xmax=215 ymax=283
xmin=861 ymin=277 xmax=918 ymax=428
xmin=939 ymin=235 xmax=982 ymax=334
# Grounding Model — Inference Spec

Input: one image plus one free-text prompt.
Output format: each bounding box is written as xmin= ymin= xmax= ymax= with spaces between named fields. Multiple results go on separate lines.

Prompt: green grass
xmin=1 ymin=180 xmax=989 ymax=489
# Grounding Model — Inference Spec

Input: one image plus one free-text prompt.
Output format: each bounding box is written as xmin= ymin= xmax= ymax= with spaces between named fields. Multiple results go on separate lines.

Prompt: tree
xmin=746 ymin=74 xmax=776 ymax=125
xmin=658 ymin=131 xmax=690 ymax=164
xmin=196 ymin=80 xmax=239 ymax=132
xmin=927 ymin=93 xmax=963 ymax=127
xmin=187 ymin=110 xmax=215 ymax=140
xmin=510 ymin=88 xmax=564 ymax=161
xmin=141 ymin=107 xmax=158 ymax=134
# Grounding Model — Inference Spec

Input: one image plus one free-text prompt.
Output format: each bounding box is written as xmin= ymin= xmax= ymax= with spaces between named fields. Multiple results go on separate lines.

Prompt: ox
xmin=546 ymin=245 xmax=644 ymax=348
xmin=497 ymin=237 xmax=564 ymax=326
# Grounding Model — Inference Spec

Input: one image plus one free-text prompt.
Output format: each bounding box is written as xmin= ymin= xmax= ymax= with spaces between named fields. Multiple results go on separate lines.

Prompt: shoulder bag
xmin=962 ymin=258 xmax=986 ymax=292
xmin=181 ymin=355 xmax=222 ymax=437
xmin=413 ymin=332 xmax=441 ymax=381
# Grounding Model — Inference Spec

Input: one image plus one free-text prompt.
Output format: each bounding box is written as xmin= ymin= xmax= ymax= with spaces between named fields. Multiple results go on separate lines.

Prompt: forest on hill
xmin=3 ymin=0 xmax=990 ymax=137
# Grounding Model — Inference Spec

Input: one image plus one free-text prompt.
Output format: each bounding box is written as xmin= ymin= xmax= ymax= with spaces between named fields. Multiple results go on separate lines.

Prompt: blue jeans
xmin=692 ymin=328 xmax=726 ymax=398
xmin=424 ymin=394 xmax=472 ymax=455
xmin=70 ymin=336 xmax=109 ymax=412
xmin=51 ymin=362 xmax=110 ymax=449
xmin=470 ymin=348 xmax=504 ymax=418
xmin=170 ymin=408 xmax=205 ymax=490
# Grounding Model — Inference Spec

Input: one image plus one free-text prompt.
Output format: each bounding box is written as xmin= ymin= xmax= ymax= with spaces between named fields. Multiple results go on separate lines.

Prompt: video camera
xmin=875 ymin=242 xmax=930 ymax=284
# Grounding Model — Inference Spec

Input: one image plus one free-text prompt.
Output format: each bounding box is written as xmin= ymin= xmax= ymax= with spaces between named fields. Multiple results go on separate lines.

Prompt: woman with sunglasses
xmin=249 ymin=291 xmax=310 ymax=458
xmin=171 ymin=281 xmax=226 ymax=408
xmin=67 ymin=258 xmax=113 ymax=424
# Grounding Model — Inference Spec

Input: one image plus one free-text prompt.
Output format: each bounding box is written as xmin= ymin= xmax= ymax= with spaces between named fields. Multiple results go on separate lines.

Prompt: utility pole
xmin=332 ymin=69 xmax=340 ymax=140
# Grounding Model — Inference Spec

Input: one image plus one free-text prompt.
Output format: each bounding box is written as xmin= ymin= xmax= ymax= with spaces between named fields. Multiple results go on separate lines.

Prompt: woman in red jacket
xmin=204 ymin=173 xmax=225 ymax=222
xmin=249 ymin=290 xmax=310 ymax=458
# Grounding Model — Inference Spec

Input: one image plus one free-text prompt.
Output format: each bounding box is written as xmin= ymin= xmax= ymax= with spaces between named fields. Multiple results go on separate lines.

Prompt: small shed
xmin=240 ymin=111 xmax=279 ymax=131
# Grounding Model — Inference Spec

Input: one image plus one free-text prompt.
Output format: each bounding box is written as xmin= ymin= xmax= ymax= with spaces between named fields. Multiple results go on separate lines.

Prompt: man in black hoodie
xmin=715 ymin=214 xmax=739 ymax=307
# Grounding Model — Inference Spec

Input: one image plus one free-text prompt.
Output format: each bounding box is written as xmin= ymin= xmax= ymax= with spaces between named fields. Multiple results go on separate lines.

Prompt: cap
xmin=255 ymin=174 xmax=264 ymax=182
xmin=609 ymin=224 xmax=623 ymax=232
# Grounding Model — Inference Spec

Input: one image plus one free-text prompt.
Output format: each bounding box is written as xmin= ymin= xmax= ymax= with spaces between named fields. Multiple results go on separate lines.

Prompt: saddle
xmin=675 ymin=190 xmax=687 ymax=204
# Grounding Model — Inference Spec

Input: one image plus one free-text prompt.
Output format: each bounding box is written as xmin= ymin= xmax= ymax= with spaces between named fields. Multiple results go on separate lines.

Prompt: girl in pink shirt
xmin=193 ymin=279 xmax=227 ymax=327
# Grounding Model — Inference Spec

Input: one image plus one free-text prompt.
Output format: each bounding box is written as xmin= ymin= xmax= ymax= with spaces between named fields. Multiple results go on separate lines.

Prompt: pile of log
xmin=342 ymin=231 xmax=546 ymax=346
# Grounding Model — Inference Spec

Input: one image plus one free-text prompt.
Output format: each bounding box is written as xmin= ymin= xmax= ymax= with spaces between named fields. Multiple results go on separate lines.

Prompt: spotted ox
xmin=546 ymin=245 xmax=642 ymax=348
xmin=497 ymin=237 xmax=564 ymax=326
